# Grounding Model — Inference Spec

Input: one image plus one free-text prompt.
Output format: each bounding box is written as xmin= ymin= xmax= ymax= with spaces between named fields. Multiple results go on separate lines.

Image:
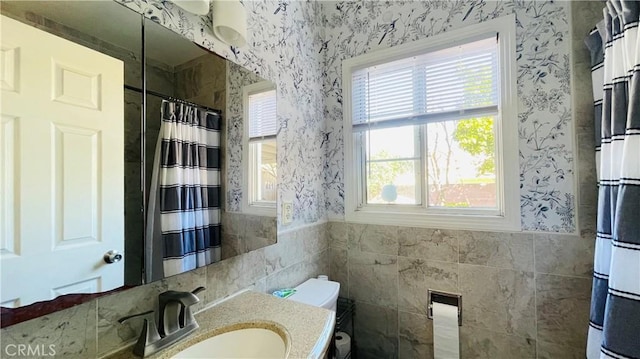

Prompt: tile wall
xmin=329 ymin=222 xmax=592 ymax=359
xmin=221 ymin=212 xmax=277 ymax=260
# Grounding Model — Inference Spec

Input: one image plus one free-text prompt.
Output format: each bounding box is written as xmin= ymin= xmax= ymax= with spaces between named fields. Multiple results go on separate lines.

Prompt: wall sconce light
xmin=172 ymin=0 xmax=211 ymax=15
xmin=212 ymin=0 xmax=247 ymax=47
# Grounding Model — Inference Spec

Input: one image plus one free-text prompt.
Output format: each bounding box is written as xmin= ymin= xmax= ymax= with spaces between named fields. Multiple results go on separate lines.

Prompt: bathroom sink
xmin=171 ymin=326 xmax=287 ymax=359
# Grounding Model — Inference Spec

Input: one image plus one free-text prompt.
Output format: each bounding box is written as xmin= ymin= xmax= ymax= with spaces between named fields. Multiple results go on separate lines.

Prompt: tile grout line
xmin=396 ymin=254 xmax=400 ymax=358
xmin=533 ymin=233 xmax=539 ymax=359
xmin=346 ymin=228 xmax=350 ymax=300
xmin=534 ymin=270 xmax=593 ymax=280
xmin=95 ymin=298 xmax=99 ymax=357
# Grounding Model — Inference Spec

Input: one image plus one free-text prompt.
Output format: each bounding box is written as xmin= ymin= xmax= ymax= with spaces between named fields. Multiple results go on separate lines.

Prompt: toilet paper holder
xmin=427 ymin=289 xmax=462 ymax=326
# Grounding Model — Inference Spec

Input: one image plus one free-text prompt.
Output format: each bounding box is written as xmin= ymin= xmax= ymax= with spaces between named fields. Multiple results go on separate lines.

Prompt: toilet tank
xmin=287 ymin=278 xmax=340 ymax=312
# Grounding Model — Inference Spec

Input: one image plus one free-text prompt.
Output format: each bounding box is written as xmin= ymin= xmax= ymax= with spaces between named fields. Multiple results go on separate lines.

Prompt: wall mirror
xmin=0 ymin=0 xmax=276 ymax=327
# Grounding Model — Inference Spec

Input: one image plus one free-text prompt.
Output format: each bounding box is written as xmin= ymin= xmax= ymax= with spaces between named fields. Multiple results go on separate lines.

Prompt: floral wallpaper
xmin=115 ymin=0 xmax=576 ymax=233
xmin=322 ymin=0 xmax=576 ymax=232
xmin=225 ymin=62 xmax=267 ymax=212
xmin=115 ymin=0 xmax=327 ymax=229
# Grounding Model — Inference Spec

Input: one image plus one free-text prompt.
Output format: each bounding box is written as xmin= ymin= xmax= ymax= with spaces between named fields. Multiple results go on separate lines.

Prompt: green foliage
xmin=453 ymin=117 xmax=495 ymax=176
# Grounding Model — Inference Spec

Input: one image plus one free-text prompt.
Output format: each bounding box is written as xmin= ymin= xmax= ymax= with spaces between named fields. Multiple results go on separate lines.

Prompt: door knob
xmin=104 ymin=250 xmax=123 ymax=264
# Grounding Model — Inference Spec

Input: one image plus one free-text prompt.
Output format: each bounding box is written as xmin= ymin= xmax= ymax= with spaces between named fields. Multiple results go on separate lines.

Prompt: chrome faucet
xmin=118 ymin=287 xmax=205 ymax=357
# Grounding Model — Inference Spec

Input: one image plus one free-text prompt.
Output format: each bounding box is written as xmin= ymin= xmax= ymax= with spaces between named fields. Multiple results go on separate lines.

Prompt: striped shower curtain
xmin=148 ymin=100 xmax=222 ymax=278
xmin=585 ymin=1 xmax=640 ymax=358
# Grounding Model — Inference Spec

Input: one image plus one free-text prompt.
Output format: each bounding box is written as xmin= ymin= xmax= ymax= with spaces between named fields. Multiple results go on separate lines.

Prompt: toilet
xmin=287 ymin=277 xmax=340 ymax=312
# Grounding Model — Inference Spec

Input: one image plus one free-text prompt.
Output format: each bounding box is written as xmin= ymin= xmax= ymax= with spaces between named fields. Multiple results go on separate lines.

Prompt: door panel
xmin=0 ymin=14 xmax=124 ymax=307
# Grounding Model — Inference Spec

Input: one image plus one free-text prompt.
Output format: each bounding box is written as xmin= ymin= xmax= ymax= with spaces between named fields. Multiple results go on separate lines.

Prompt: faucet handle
xmin=118 ymin=310 xmax=154 ymax=324
xmin=118 ymin=310 xmax=162 ymax=357
xmin=179 ymin=287 xmax=206 ymax=328
xmin=158 ymin=287 xmax=206 ymax=336
xmin=158 ymin=287 xmax=205 ymax=307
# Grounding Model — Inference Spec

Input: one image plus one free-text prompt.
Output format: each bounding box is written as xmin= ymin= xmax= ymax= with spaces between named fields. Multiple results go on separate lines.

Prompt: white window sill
xmin=345 ymin=207 xmax=520 ymax=232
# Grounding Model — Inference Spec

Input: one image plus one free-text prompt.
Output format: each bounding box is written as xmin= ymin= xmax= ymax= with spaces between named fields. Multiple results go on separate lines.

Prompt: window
xmin=243 ymin=81 xmax=277 ymax=214
xmin=343 ymin=15 xmax=519 ymax=231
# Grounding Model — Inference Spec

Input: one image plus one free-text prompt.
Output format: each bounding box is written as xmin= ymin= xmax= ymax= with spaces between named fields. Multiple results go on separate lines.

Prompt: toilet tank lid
xmin=287 ymin=278 xmax=340 ymax=307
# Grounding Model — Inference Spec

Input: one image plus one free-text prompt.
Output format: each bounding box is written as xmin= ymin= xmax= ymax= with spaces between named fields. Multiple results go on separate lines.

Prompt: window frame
xmin=242 ymin=81 xmax=277 ymax=216
xmin=342 ymin=15 xmax=520 ymax=231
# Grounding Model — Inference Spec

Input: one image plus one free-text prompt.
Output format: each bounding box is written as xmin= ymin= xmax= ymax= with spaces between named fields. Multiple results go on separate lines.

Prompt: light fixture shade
xmin=172 ymin=0 xmax=211 ymax=15
xmin=212 ymin=0 xmax=247 ymax=47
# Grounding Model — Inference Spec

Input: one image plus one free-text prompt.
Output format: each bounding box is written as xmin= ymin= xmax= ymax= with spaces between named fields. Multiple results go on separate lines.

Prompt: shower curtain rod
xmin=124 ymin=84 xmax=222 ymax=114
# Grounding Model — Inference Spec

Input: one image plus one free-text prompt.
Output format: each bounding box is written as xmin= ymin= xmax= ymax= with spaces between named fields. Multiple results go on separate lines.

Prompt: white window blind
xmin=248 ymin=89 xmax=277 ymax=139
xmin=352 ymin=36 xmax=498 ymax=131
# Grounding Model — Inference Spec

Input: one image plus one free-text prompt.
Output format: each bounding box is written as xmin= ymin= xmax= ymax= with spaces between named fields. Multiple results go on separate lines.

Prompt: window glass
xmin=425 ymin=117 xmax=497 ymax=209
xmin=246 ymin=84 xmax=277 ymax=207
xmin=354 ymin=36 xmax=499 ymax=211
xmin=251 ymin=140 xmax=277 ymax=202
xmin=364 ymin=125 xmax=420 ymax=205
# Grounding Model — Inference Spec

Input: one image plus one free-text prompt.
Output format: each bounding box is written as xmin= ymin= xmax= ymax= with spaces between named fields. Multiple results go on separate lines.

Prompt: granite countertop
xmin=105 ymin=290 xmax=336 ymax=359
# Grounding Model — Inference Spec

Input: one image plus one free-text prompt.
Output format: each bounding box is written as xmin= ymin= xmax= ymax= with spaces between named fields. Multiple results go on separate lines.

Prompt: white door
xmin=0 ymin=15 xmax=124 ymax=307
